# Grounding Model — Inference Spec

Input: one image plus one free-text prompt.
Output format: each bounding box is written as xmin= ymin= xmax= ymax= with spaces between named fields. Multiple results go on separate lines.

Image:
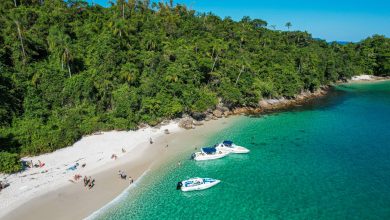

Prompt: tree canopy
xmin=0 ymin=0 xmax=389 ymax=173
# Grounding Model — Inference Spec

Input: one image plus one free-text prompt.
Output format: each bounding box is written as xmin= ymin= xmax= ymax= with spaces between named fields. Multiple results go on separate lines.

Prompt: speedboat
xmin=176 ymin=177 xmax=220 ymax=191
xmin=215 ymin=140 xmax=250 ymax=154
xmin=191 ymin=147 xmax=229 ymax=161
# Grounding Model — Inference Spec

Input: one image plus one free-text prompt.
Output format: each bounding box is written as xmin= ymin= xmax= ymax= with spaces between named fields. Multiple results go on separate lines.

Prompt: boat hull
xmin=193 ymin=152 xmax=229 ymax=161
xmin=181 ymin=180 xmax=220 ymax=191
xmin=216 ymin=145 xmax=250 ymax=154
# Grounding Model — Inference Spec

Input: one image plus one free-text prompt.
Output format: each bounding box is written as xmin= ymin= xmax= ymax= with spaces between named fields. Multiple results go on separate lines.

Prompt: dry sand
xmin=1 ymin=116 xmax=238 ymax=220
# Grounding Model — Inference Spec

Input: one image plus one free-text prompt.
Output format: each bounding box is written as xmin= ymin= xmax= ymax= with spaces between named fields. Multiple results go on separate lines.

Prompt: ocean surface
xmin=95 ymin=81 xmax=390 ymax=220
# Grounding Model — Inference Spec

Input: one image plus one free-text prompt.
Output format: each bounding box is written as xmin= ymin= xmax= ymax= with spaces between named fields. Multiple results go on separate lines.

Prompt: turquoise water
xmin=96 ymin=81 xmax=390 ymax=220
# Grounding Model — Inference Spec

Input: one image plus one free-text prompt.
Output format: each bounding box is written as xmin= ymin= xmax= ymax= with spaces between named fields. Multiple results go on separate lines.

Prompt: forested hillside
xmin=0 ymin=0 xmax=389 ymax=173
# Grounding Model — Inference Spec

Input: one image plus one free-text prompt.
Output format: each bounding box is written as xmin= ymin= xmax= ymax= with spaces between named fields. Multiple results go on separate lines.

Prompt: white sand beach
xmin=351 ymin=75 xmax=376 ymax=81
xmin=0 ymin=122 xmax=180 ymax=219
xmin=0 ymin=117 xmax=237 ymax=220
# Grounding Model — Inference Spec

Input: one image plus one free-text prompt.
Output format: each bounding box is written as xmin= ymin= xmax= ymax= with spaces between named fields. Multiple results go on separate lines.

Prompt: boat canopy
xmin=202 ymin=147 xmax=216 ymax=154
xmin=223 ymin=140 xmax=233 ymax=146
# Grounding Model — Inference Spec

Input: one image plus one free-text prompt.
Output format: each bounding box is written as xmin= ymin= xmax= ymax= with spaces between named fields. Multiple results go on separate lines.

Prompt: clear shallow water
xmin=96 ymin=81 xmax=390 ymax=220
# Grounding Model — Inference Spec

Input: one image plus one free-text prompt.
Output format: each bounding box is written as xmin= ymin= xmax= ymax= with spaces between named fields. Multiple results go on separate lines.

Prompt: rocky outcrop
xmin=191 ymin=112 xmax=206 ymax=121
xmin=178 ymin=117 xmax=195 ymax=129
xmin=204 ymin=113 xmax=213 ymax=121
xmin=146 ymin=87 xmax=331 ymax=131
xmin=232 ymin=107 xmax=262 ymax=115
xmin=212 ymin=109 xmax=223 ymax=118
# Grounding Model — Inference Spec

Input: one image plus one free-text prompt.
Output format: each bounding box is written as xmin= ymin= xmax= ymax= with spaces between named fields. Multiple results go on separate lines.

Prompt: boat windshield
xmin=223 ymin=140 xmax=233 ymax=147
xmin=185 ymin=179 xmax=203 ymax=187
xmin=202 ymin=147 xmax=216 ymax=154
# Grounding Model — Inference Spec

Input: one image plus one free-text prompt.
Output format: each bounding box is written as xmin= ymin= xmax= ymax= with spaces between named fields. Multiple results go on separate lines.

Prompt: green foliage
xmin=0 ymin=0 xmax=388 ymax=164
xmin=0 ymin=152 xmax=21 ymax=174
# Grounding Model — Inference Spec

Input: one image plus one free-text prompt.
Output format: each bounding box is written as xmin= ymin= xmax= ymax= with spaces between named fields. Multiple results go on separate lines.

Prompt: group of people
xmin=26 ymin=160 xmax=45 ymax=168
xmin=83 ymin=176 xmax=95 ymax=189
xmin=118 ymin=170 xmax=134 ymax=184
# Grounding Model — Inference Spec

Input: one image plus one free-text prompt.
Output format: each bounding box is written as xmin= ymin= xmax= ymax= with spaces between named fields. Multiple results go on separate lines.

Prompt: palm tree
xmin=285 ymin=22 xmax=292 ymax=30
xmin=62 ymin=47 xmax=72 ymax=78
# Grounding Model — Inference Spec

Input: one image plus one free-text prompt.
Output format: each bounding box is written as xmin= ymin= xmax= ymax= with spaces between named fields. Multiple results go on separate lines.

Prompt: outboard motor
xmin=190 ymin=153 xmax=196 ymax=160
xmin=176 ymin=182 xmax=183 ymax=190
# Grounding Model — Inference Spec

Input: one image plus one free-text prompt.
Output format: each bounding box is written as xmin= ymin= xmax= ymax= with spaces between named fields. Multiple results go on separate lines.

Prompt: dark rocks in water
xmin=299 ymin=129 xmax=306 ymax=133
xmin=260 ymin=142 xmax=267 ymax=146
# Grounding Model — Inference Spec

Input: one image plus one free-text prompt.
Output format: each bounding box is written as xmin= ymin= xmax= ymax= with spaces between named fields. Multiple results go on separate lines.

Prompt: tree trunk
xmin=14 ymin=20 xmax=26 ymax=64
xmin=210 ymin=54 xmax=218 ymax=73
xmin=235 ymin=65 xmax=245 ymax=86
xmin=13 ymin=0 xmax=17 ymax=7
xmin=122 ymin=3 xmax=125 ymax=19
xmin=67 ymin=60 xmax=72 ymax=78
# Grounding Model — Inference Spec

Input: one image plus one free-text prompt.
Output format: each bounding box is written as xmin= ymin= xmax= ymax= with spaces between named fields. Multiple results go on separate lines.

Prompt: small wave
xmin=84 ymin=170 xmax=150 ymax=220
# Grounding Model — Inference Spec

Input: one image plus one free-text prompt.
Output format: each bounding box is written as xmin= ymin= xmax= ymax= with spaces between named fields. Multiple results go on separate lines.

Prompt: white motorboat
xmin=176 ymin=177 xmax=220 ymax=191
xmin=191 ymin=147 xmax=229 ymax=161
xmin=215 ymin=140 xmax=250 ymax=154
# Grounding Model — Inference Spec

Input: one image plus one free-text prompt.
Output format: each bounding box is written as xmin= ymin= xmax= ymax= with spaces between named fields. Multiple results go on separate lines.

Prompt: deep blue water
xmin=95 ymin=81 xmax=390 ymax=220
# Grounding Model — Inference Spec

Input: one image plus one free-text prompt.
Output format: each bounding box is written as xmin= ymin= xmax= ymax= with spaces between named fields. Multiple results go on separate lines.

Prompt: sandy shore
xmin=1 ymin=117 xmax=237 ymax=220
xmin=350 ymin=74 xmax=390 ymax=82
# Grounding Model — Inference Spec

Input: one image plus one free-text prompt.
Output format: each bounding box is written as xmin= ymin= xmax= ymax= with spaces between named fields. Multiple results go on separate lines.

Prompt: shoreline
xmin=1 ymin=75 xmax=388 ymax=220
xmin=1 ymin=117 xmax=238 ymax=220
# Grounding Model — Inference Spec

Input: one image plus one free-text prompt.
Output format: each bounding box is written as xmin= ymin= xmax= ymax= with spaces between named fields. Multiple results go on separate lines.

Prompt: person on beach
xmin=82 ymin=163 xmax=86 ymax=168
xmin=111 ymin=154 xmax=117 ymax=160
xmin=122 ymin=148 xmax=126 ymax=153
xmin=129 ymin=176 xmax=134 ymax=184
xmin=118 ymin=170 xmax=127 ymax=179
xmin=38 ymin=160 xmax=45 ymax=168
xmin=85 ymin=176 xmax=91 ymax=187
xmin=89 ymin=179 xmax=95 ymax=189
xmin=149 ymin=137 xmax=153 ymax=144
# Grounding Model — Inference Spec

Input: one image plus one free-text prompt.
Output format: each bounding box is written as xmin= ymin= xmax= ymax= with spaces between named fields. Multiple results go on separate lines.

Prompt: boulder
xmin=138 ymin=123 xmax=149 ymax=129
xmin=178 ymin=117 xmax=195 ymax=129
xmin=192 ymin=120 xmax=204 ymax=126
xmin=191 ymin=112 xmax=206 ymax=121
xmin=212 ymin=109 xmax=223 ymax=118
xmin=204 ymin=113 xmax=213 ymax=121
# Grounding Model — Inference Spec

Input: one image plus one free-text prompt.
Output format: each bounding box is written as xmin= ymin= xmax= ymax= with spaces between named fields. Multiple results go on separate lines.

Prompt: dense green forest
xmin=0 ymin=0 xmax=389 ymax=173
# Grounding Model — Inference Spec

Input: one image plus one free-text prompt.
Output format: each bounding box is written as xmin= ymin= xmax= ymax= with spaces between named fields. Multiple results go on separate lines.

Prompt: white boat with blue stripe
xmin=176 ymin=177 xmax=220 ymax=191
xmin=216 ymin=140 xmax=250 ymax=154
xmin=191 ymin=147 xmax=229 ymax=161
